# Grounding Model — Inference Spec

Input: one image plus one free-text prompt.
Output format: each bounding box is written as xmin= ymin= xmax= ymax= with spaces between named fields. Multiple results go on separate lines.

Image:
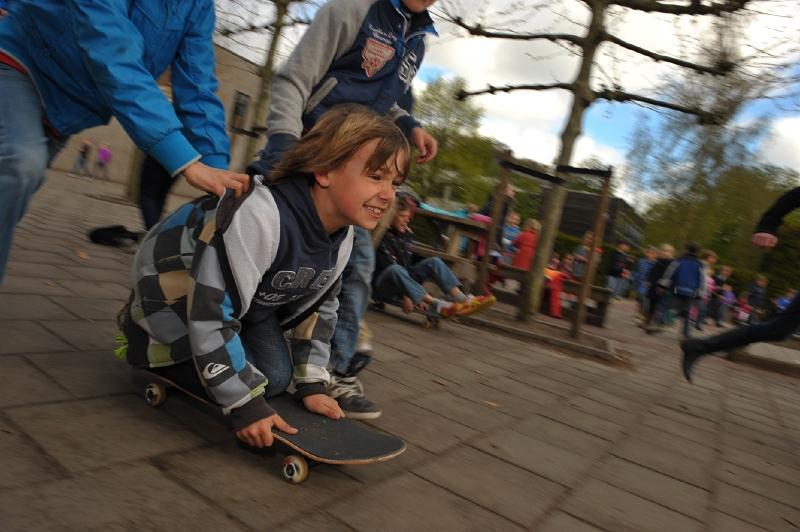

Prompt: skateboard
xmin=140 ymin=369 xmax=405 ymax=484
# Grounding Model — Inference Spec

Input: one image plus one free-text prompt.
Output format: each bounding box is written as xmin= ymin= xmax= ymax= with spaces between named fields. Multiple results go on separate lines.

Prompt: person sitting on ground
xmin=117 ymin=105 xmax=407 ymax=448
xmin=373 ymin=195 xmax=495 ymax=319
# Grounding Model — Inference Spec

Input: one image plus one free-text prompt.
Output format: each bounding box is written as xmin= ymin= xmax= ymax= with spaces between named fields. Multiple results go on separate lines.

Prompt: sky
xmin=217 ymin=0 xmax=800 ymax=204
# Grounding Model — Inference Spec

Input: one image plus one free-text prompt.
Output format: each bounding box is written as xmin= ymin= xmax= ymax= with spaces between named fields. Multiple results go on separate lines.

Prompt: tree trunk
xmin=517 ymin=0 xmax=607 ymax=322
xmin=243 ymin=0 xmax=290 ymax=167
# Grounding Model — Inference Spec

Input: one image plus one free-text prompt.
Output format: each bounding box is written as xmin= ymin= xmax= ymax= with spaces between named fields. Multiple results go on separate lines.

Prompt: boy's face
xmin=402 ymin=0 xmax=436 ymax=13
xmin=392 ymin=209 xmax=412 ymax=233
xmin=317 ymin=139 xmax=403 ymax=231
xmin=507 ymin=213 xmax=520 ymax=227
xmin=645 ymin=249 xmax=657 ymax=260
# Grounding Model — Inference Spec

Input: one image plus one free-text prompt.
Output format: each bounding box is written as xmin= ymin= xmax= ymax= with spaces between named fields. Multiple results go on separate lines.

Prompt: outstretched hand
xmin=236 ymin=413 xmax=297 ymax=448
xmin=411 ymin=127 xmax=438 ymax=164
xmin=183 ymin=161 xmax=250 ymax=198
xmin=752 ymin=232 xmax=778 ymax=250
xmin=303 ymin=393 xmax=344 ymax=420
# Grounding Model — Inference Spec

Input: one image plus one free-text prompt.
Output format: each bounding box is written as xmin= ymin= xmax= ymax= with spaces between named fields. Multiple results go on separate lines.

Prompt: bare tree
xmin=440 ymin=0 xmax=797 ymax=322
xmin=215 ymin=1 xmax=315 ymax=166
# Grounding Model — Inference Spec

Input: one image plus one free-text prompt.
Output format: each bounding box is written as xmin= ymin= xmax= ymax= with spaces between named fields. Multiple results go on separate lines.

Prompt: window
xmin=231 ymin=91 xmax=250 ymax=130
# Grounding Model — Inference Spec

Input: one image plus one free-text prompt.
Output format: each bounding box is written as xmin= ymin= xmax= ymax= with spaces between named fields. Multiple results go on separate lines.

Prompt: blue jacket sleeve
xmin=66 ymin=0 xmax=201 ymax=175
xmin=171 ymin=0 xmax=230 ymax=171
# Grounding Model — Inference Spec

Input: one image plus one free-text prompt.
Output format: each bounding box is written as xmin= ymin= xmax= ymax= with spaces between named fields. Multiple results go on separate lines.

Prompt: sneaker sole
xmin=343 ymin=410 xmax=382 ymax=420
xmin=455 ymin=298 xmax=496 ymax=318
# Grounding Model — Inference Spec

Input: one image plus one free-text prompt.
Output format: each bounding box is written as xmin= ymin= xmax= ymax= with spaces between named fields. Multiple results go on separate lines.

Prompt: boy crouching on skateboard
xmin=117 ymin=105 xmax=409 ymax=448
xmin=372 ymin=196 xmax=495 ymax=319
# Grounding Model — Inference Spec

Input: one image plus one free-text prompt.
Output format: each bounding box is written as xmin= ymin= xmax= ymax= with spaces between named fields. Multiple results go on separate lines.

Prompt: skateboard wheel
xmin=281 ymin=455 xmax=309 ymax=484
xmin=145 ymin=383 xmax=167 ymax=407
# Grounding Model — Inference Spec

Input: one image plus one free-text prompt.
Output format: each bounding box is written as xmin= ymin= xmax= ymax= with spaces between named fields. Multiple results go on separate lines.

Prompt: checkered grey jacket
xmin=126 ymin=177 xmax=353 ymax=427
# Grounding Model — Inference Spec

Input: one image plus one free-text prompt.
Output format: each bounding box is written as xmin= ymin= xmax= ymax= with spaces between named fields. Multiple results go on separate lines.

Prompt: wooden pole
xmin=571 ymin=168 xmax=613 ymax=338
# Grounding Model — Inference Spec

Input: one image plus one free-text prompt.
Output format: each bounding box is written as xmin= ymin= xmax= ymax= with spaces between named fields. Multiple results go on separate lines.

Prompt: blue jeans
xmin=331 ymin=226 xmax=374 ymax=375
xmin=240 ymin=313 xmax=293 ymax=397
xmin=0 ymin=65 xmax=64 ymax=283
xmin=373 ymin=257 xmax=460 ymax=305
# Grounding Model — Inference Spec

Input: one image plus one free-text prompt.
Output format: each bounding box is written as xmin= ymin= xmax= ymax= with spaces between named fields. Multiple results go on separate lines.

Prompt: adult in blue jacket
xmin=0 ymin=0 xmax=250 ymax=282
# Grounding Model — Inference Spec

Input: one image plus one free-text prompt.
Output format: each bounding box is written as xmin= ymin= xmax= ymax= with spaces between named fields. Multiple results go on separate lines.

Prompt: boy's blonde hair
xmin=659 ymin=243 xmax=674 ymax=258
xmin=271 ymin=104 xmax=410 ymax=184
xmin=523 ymin=218 xmax=541 ymax=231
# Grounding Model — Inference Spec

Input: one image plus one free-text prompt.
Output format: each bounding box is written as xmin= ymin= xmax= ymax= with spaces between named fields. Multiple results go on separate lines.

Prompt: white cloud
xmin=760 ymin=116 xmax=800 ymax=173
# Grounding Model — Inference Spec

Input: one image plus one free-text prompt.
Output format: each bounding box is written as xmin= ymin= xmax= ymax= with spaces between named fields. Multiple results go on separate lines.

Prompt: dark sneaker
xmin=327 ymin=374 xmax=382 ymax=420
xmin=680 ymin=338 xmax=707 ymax=383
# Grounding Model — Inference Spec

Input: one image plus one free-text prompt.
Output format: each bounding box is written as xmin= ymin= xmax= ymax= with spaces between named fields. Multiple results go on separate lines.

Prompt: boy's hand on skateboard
xmin=303 ymin=394 xmax=345 ymax=419
xmin=183 ymin=162 xmax=250 ymax=198
xmin=235 ymin=413 xmax=297 ymax=448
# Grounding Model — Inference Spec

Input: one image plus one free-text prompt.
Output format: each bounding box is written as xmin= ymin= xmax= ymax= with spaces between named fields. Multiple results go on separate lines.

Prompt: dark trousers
xmin=695 ymin=291 xmax=800 ymax=354
xmin=676 ymin=295 xmax=696 ymax=337
xmin=138 ymin=154 xmax=175 ymax=230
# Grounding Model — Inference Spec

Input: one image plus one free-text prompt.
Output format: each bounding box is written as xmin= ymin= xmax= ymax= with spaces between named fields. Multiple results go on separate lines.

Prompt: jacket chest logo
xmin=362 ymin=38 xmax=395 ymax=78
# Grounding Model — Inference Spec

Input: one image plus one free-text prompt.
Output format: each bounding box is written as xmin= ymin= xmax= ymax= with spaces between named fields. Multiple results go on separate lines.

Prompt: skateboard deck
xmin=140 ymin=368 xmax=405 ymax=483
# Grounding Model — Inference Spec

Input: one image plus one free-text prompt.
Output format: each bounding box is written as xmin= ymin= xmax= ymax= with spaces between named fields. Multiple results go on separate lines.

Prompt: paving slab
xmin=54 ymin=279 xmax=129 ymax=300
xmin=721 ymin=445 xmax=800 ymax=487
xmin=0 ymin=416 xmax=65 ymax=490
xmin=47 ymin=295 xmax=128 ymax=321
xmin=593 ymin=456 xmax=709 ymax=520
xmin=611 ymin=437 xmax=712 ymax=490
xmin=717 ymin=461 xmax=800 ymax=511
xmin=714 ymin=482 xmax=800 ymax=531
xmin=540 ymin=404 xmax=626 ymax=442
xmin=366 ymin=400 xmax=478 ymax=454
xmin=161 ymin=442 xmax=361 ymax=530
xmin=25 ymin=351 xmax=137 ymax=398
xmin=409 ymin=390 xmax=516 ymax=431
xmin=0 ymin=320 xmax=73 ymax=354
xmin=562 ymin=478 xmax=703 ymax=532
xmin=4 ymin=261 xmax=81 ymax=281
xmin=39 ymin=319 xmax=118 ymax=351
xmin=472 ymin=427 xmax=592 ymax=487
xmin=413 ymin=446 xmax=565 ymax=527
xmin=0 ymin=355 xmax=72 ymax=407
xmin=327 ymin=473 xmax=523 ymax=531
xmin=0 ymin=275 xmax=75 ymax=297
xmin=0 ymin=463 xmax=243 ymax=530
xmin=6 ymin=395 xmax=205 ymax=473
xmin=707 ymin=511 xmax=771 ymax=532
xmin=0 ymin=293 xmax=76 ymax=320
xmin=514 ymin=414 xmax=611 ymax=458
xmin=537 ymin=512 xmax=604 ymax=532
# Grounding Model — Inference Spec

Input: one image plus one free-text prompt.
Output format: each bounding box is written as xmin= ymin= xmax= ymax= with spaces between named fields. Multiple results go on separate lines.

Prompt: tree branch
xmin=447 ymin=16 xmax=584 ymax=46
xmin=603 ymin=32 xmax=733 ymax=75
xmin=594 ymin=88 xmax=720 ymax=123
xmin=611 ymin=0 xmax=749 ymax=16
xmin=457 ymin=82 xmax=574 ymax=100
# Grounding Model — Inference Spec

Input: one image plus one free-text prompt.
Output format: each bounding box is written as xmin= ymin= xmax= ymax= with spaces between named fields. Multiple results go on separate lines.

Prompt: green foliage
xmin=642 ymin=165 xmax=798 ymax=272
xmin=407 ymin=76 xmax=499 ymax=203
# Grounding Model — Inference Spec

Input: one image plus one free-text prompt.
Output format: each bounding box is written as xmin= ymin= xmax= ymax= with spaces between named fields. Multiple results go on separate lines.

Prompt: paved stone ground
xmin=1 ymin=172 xmax=799 ymax=531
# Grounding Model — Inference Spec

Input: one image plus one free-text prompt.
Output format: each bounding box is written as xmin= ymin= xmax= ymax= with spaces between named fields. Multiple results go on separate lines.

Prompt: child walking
xmin=118 ymin=105 xmax=408 ymax=447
